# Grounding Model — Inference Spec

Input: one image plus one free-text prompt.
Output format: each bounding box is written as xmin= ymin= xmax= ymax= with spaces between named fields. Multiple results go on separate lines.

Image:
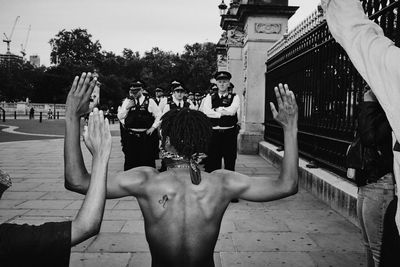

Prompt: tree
xmin=178 ymin=42 xmax=217 ymax=93
xmin=141 ymin=47 xmax=179 ymax=92
xmin=49 ymin=28 xmax=102 ymax=67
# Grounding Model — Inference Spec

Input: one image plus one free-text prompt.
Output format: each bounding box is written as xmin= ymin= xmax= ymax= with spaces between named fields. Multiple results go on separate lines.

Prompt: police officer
xmin=202 ymin=71 xmax=240 ymax=174
xmin=187 ymin=92 xmax=199 ymax=110
xmin=153 ymin=87 xmax=167 ymax=112
xmin=194 ymin=92 xmax=203 ymax=110
xmin=117 ymin=81 xmax=161 ymax=170
xmin=162 ymin=84 xmax=195 ymax=114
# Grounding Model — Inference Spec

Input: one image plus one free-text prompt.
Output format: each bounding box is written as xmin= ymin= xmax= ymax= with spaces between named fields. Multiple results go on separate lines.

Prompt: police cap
xmin=214 ymin=71 xmax=232 ymax=81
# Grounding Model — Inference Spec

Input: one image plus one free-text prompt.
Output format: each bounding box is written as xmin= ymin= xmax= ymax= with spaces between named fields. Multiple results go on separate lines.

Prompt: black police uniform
xmin=166 ymin=96 xmax=191 ymax=110
xmin=205 ymin=92 xmax=239 ymax=172
xmin=121 ymin=96 xmax=159 ymax=170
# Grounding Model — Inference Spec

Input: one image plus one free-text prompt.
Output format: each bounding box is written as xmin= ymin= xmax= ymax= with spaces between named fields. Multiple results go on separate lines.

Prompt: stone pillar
xmin=219 ymin=1 xmax=298 ymax=154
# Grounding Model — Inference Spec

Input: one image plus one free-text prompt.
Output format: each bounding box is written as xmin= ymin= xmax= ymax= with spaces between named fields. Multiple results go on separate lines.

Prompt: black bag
xmin=346 ymin=134 xmax=382 ymax=185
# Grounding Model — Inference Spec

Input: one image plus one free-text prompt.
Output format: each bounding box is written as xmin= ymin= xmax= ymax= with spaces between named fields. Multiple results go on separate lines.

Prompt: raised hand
xmin=270 ymin=83 xmax=298 ymax=131
xmin=66 ymin=72 xmax=97 ymax=118
xmin=83 ymin=108 xmax=112 ymax=159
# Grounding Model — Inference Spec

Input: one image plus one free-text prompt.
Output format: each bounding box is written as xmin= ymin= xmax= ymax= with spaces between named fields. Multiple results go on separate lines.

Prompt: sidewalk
xmin=0 ymin=137 xmax=365 ymax=267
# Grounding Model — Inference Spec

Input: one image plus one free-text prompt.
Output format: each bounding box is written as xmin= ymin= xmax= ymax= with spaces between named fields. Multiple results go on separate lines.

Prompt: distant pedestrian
xmin=29 ymin=107 xmax=34 ymax=120
xmin=48 ymin=108 xmax=53 ymax=119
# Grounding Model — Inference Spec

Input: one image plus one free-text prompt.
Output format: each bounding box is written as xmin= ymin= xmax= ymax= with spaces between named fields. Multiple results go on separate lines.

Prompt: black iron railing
xmin=265 ymin=0 xmax=400 ymax=179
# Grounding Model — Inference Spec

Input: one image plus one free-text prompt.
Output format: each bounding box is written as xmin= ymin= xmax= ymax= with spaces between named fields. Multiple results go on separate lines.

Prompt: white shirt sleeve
xmin=159 ymin=98 xmax=167 ymax=113
xmin=148 ymin=98 xmax=161 ymax=129
xmin=162 ymin=103 xmax=170 ymax=115
xmin=202 ymin=94 xmax=222 ymax=118
xmin=117 ymin=98 xmax=132 ymax=123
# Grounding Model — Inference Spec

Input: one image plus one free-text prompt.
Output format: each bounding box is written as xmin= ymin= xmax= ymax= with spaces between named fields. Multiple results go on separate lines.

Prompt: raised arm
xmin=64 ymin=73 xmax=150 ymax=199
xmin=218 ymin=84 xmax=298 ymax=202
xmin=64 ymin=73 xmax=94 ymax=193
xmin=323 ymin=0 xmax=400 ymax=234
xmin=71 ymin=108 xmax=111 ymax=245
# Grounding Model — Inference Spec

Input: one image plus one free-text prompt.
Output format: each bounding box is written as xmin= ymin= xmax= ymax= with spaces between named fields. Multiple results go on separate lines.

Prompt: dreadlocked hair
xmin=160 ymin=108 xmax=212 ymax=159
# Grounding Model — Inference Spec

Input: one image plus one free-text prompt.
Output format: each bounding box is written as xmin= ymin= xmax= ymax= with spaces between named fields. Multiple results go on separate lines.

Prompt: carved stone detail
xmin=226 ymin=26 xmax=246 ymax=46
xmin=255 ymin=23 xmax=282 ymax=34
xmin=217 ymin=54 xmax=228 ymax=68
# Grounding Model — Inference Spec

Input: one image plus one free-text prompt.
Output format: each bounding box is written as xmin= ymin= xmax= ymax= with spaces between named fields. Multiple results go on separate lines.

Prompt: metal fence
xmin=265 ymin=0 xmax=400 ymax=179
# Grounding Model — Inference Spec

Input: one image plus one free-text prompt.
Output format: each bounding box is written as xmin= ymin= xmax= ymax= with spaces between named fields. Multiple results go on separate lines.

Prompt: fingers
xmin=278 ymin=83 xmax=288 ymax=106
xmin=284 ymin=84 xmax=293 ymax=106
xmin=104 ymin=117 xmax=112 ymax=140
xmin=76 ymin=73 xmax=87 ymax=94
xmin=77 ymin=72 xmax=92 ymax=96
xmin=84 ymin=77 xmax=97 ymax=102
xmin=83 ymin=125 xmax=89 ymax=143
xmin=88 ymin=108 xmax=106 ymax=133
xmin=275 ymin=83 xmax=296 ymax=108
xmin=69 ymin=76 xmax=79 ymax=95
xmin=289 ymin=91 xmax=297 ymax=106
xmin=104 ymin=117 xmax=110 ymax=133
xmin=269 ymin=102 xmax=278 ymax=119
xmin=88 ymin=111 xmax=94 ymax=137
xmin=274 ymin=86 xmax=283 ymax=108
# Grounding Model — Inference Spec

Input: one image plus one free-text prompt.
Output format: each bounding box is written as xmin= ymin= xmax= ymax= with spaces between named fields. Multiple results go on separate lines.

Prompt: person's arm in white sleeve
xmin=323 ymin=0 xmax=400 ymax=234
xmin=117 ymin=98 xmax=131 ymax=122
xmin=202 ymin=94 xmax=221 ymax=118
xmin=323 ymin=0 xmax=400 ymax=142
xmin=220 ymin=95 xmax=240 ymax=116
xmin=148 ymin=98 xmax=161 ymax=129
xmin=162 ymin=103 xmax=170 ymax=116
xmin=159 ymin=98 xmax=167 ymax=113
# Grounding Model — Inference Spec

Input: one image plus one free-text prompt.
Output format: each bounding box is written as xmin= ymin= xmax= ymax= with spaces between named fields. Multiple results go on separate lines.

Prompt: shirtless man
xmin=64 ymin=73 xmax=298 ymax=267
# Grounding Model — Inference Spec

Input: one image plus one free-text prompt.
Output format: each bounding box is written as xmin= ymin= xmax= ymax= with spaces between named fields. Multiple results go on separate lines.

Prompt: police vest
xmin=167 ymin=98 xmax=190 ymax=111
xmin=210 ymin=93 xmax=238 ymax=127
xmin=124 ymin=97 xmax=154 ymax=129
xmin=153 ymin=97 xmax=164 ymax=106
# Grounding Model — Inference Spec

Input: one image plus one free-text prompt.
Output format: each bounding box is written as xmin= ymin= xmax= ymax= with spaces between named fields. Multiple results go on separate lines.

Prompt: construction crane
xmin=3 ymin=16 xmax=20 ymax=54
xmin=20 ymin=25 xmax=31 ymax=57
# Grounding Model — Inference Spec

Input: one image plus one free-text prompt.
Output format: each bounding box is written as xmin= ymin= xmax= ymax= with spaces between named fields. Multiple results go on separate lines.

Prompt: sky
xmin=0 ymin=0 xmax=320 ymax=66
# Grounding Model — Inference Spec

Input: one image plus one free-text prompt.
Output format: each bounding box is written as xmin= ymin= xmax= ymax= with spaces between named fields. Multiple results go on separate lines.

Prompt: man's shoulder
xmin=209 ymin=169 xmax=249 ymax=188
xmin=119 ymin=167 xmax=158 ymax=185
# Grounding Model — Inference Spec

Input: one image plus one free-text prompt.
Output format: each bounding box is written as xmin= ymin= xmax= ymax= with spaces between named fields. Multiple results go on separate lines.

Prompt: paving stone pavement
xmin=0 ymin=137 xmax=365 ymax=267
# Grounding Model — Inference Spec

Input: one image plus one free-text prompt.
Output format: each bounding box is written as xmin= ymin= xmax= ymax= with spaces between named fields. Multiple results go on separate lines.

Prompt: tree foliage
xmin=49 ymin=28 xmax=101 ymax=67
xmin=0 ymin=28 xmax=217 ymax=108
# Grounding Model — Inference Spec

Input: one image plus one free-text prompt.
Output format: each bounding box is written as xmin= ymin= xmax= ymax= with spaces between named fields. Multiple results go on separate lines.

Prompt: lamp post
xmin=218 ymin=0 xmax=228 ymax=16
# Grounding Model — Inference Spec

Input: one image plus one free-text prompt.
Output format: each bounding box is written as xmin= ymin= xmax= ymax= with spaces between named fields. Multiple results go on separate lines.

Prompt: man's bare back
xmin=126 ymin=167 xmax=231 ymax=267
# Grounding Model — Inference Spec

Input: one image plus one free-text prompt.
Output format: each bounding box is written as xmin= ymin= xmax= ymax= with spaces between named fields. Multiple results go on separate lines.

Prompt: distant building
xmin=0 ymin=53 xmax=23 ymax=69
xmin=29 ymin=55 xmax=40 ymax=67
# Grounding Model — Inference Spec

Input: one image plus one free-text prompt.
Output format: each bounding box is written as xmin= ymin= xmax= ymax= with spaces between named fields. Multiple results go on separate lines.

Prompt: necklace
xmin=160 ymin=148 xmax=205 ymax=185
xmin=167 ymin=164 xmax=191 ymax=170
